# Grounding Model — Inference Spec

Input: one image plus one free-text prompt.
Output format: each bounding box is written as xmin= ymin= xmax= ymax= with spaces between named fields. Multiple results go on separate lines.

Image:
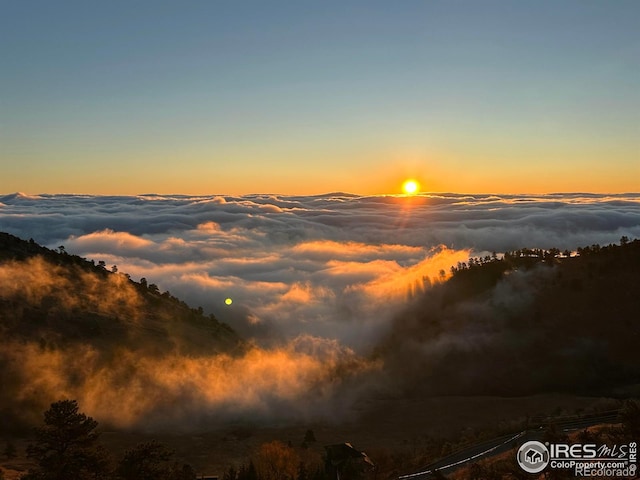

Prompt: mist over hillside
xmin=1 ymin=230 xmax=639 ymax=436
xmin=0 ymin=233 xmax=374 ymax=432
xmin=377 ymin=239 xmax=640 ymax=397
xmin=0 ymin=232 xmax=240 ymax=353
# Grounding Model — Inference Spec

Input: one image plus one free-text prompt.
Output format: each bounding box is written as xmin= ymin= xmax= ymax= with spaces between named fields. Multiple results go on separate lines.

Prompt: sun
xmin=401 ymin=179 xmax=420 ymax=195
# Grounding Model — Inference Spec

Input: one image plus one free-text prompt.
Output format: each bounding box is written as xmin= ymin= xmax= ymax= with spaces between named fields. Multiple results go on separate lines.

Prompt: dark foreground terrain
xmin=1 ymin=394 xmax=633 ymax=479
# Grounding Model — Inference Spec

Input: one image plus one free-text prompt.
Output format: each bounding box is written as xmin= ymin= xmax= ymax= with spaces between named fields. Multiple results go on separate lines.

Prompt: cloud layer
xmin=1 ymin=192 xmax=639 ymax=428
xmin=1 ymin=192 xmax=639 ymax=349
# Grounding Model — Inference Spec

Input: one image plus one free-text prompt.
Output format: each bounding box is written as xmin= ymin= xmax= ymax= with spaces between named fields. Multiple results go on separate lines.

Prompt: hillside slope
xmin=0 ymin=232 xmax=242 ymax=431
xmin=377 ymin=238 xmax=640 ymax=397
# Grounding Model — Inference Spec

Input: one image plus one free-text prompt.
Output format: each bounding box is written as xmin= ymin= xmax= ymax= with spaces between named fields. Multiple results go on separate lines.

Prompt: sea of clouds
xmin=1 ymin=192 xmax=639 ymax=351
xmin=1 ymin=191 xmax=639 ymax=428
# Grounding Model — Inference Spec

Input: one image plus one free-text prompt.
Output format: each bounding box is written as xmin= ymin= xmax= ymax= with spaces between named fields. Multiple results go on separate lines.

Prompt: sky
xmin=1 ymin=0 xmax=638 ymax=195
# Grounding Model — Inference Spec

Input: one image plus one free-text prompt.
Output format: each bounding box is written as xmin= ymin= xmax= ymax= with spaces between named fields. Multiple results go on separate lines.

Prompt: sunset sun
xmin=402 ymin=179 xmax=420 ymax=195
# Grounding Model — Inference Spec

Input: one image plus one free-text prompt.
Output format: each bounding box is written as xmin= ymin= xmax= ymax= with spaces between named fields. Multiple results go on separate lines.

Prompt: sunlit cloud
xmin=68 ymin=228 xmax=154 ymax=251
xmin=349 ymin=247 xmax=470 ymax=301
xmin=291 ymin=239 xmax=424 ymax=262
xmin=5 ymin=336 xmax=379 ymax=429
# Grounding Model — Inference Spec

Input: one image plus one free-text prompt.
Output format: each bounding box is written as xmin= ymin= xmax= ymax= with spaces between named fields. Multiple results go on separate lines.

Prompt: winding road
xmin=397 ymin=409 xmax=622 ymax=478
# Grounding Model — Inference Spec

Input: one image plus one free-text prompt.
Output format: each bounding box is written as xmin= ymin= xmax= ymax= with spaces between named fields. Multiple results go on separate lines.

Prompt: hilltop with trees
xmin=0 ymin=232 xmax=242 ymax=432
xmin=0 ymin=231 xmax=239 ymax=353
xmin=378 ymin=236 xmax=640 ymax=397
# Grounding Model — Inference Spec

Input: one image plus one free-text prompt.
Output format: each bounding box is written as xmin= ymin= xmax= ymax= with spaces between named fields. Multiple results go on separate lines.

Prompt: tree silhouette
xmin=256 ymin=441 xmax=300 ymax=480
xmin=116 ymin=440 xmax=195 ymax=480
xmin=238 ymin=461 xmax=258 ymax=480
xmin=621 ymin=399 xmax=640 ymax=437
xmin=3 ymin=441 xmax=17 ymax=459
xmin=23 ymin=399 xmax=106 ymax=480
xmin=304 ymin=429 xmax=316 ymax=444
xmin=117 ymin=441 xmax=171 ymax=480
xmin=223 ymin=465 xmax=238 ymax=480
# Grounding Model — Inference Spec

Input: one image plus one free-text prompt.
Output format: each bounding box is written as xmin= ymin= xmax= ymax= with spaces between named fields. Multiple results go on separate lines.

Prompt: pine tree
xmin=23 ymin=399 xmax=106 ymax=480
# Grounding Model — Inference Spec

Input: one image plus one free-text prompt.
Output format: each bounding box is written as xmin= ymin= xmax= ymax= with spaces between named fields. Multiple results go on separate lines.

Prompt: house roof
xmin=325 ymin=443 xmax=375 ymax=467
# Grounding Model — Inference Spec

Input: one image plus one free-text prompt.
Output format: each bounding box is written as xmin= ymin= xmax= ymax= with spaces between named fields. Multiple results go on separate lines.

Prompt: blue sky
xmin=1 ymin=0 xmax=638 ymax=194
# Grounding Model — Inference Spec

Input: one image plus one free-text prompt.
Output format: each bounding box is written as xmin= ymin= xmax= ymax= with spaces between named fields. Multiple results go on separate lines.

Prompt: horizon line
xmin=3 ymin=190 xmax=640 ymax=199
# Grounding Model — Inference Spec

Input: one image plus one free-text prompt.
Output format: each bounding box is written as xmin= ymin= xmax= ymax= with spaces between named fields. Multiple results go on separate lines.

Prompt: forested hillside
xmin=0 ymin=232 xmax=242 ymax=431
xmin=378 ymin=238 xmax=640 ymax=397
